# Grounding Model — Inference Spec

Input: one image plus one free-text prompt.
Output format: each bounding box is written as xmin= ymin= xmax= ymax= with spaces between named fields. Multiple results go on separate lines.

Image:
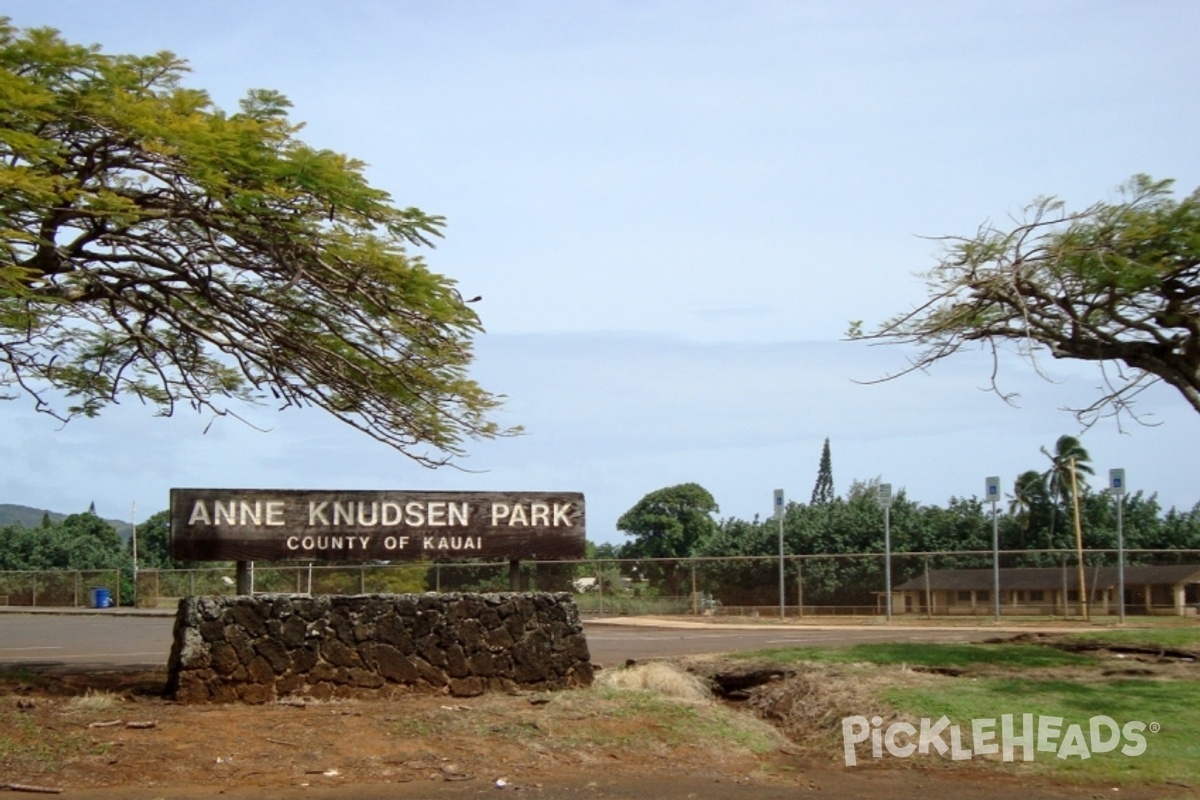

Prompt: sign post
xmin=876 ymin=483 xmax=893 ymax=622
xmin=774 ymin=489 xmax=785 ymax=619
xmin=1110 ymin=468 xmax=1127 ymax=623
xmin=986 ymin=476 xmax=1001 ymax=621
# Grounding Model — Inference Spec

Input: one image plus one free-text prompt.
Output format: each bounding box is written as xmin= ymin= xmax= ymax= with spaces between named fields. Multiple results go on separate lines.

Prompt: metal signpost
xmin=774 ymin=489 xmax=785 ymax=619
xmin=877 ymin=483 xmax=893 ymax=621
xmin=130 ymin=501 xmax=139 ymax=606
xmin=986 ymin=476 xmax=1001 ymax=621
xmin=1110 ymin=468 xmax=1127 ymax=623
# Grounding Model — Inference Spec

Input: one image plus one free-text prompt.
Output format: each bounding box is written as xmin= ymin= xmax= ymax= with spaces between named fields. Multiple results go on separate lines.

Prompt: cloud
xmin=1 ymin=330 xmax=1196 ymax=544
xmin=2 ymin=2 xmax=1198 ymax=542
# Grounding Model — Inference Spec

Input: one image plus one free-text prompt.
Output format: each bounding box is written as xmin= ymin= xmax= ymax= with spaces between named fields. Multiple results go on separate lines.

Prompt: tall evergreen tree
xmin=811 ymin=438 xmax=835 ymax=505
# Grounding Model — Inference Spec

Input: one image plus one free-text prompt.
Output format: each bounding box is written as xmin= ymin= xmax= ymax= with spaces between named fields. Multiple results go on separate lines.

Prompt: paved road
xmin=0 ymin=612 xmax=176 ymax=669
xmin=0 ymin=610 xmax=1013 ymax=671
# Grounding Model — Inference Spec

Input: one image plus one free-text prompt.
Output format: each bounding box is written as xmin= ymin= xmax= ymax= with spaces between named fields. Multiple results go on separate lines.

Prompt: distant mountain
xmin=0 ymin=504 xmax=134 ymax=540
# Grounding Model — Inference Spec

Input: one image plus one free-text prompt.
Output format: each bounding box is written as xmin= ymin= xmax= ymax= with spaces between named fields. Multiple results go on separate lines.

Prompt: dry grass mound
xmin=63 ymin=689 xmax=121 ymax=713
xmin=594 ymin=660 xmax=713 ymax=703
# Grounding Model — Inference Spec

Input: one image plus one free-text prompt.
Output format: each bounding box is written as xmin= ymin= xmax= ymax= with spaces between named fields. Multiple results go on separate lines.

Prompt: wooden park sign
xmin=170 ymin=489 xmax=585 ymax=562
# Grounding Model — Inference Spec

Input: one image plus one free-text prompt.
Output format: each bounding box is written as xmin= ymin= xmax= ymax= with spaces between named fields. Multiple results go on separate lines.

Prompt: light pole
xmin=986 ymin=476 xmax=1000 ymax=622
xmin=1110 ymin=468 xmax=1127 ymax=623
xmin=877 ymin=483 xmax=893 ymax=621
xmin=774 ymin=489 xmax=785 ymax=619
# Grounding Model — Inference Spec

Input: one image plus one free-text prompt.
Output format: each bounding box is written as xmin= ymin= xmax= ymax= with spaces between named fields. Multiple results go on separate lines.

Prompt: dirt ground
xmin=1 ymin=651 xmax=1197 ymax=800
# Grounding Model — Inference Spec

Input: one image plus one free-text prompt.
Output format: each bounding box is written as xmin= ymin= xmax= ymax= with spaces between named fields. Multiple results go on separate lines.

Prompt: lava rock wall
xmin=165 ymin=592 xmax=593 ymax=703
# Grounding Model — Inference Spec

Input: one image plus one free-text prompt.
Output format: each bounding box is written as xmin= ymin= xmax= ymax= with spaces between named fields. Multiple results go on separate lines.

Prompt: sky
xmin=2 ymin=1 xmax=1199 ymax=544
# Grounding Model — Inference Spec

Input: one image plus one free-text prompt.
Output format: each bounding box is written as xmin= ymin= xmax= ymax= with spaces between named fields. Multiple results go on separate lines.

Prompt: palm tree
xmin=1041 ymin=435 xmax=1094 ymax=511
xmin=1039 ymin=435 xmax=1094 ymax=547
xmin=1041 ymin=434 xmax=1094 ymax=618
xmin=1009 ymin=469 xmax=1050 ymax=551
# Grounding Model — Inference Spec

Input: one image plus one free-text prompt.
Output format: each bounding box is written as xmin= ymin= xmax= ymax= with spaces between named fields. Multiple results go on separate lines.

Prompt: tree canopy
xmin=617 ymin=482 xmax=719 ymax=560
xmin=851 ymin=175 xmax=1200 ymax=425
xmin=0 ymin=21 xmax=512 ymax=465
xmin=0 ymin=508 xmax=126 ymax=571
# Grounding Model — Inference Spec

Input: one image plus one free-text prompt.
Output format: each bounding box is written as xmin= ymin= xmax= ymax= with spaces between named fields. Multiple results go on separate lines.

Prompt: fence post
xmin=924 ymin=558 xmax=932 ymax=620
xmin=1060 ymin=560 xmax=1069 ymax=619
xmin=796 ymin=556 xmax=803 ymax=618
xmin=691 ymin=559 xmax=698 ymax=615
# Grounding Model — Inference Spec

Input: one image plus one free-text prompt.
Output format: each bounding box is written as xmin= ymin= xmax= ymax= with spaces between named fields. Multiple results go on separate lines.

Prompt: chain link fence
xmin=0 ymin=569 xmax=123 ymax=608
xmin=3 ymin=549 xmax=1200 ymax=617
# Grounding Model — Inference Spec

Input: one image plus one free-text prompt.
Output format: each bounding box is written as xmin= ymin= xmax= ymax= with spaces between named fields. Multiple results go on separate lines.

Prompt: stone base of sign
xmin=165 ymin=592 xmax=593 ymax=703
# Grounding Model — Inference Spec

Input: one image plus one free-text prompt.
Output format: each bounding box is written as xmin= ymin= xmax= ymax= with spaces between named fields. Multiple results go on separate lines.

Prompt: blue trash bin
xmin=90 ymin=587 xmax=111 ymax=609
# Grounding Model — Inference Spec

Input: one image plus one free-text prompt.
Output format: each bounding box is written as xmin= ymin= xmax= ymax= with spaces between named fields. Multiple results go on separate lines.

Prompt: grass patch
xmin=549 ymin=686 xmax=783 ymax=754
xmin=0 ymin=705 xmax=105 ymax=776
xmin=883 ymin=678 xmax=1200 ymax=785
xmin=733 ymin=641 xmax=1093 ymax=669
xmin=728 ymin=638 xmax=1197 ymax=786
xmin=0 ymin=666 xmax=52 ymax=691
xmin=1059 ymin=627 xmax=1200 ymax=650
xmin=385 ymin=665 xmax=784 ymax=762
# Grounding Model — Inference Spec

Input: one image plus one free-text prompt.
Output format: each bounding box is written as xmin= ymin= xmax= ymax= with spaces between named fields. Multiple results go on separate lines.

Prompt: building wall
xmin=896 ymin=583 xmax=1195 ymax=616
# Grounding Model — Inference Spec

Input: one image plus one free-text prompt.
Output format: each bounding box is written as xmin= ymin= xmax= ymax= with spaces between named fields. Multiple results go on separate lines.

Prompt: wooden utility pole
xmin=1070 ymin=458 xmax=1089 ymax=621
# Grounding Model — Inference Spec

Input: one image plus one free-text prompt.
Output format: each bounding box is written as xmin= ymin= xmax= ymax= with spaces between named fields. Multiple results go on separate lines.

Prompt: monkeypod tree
xmin=0 ymin=22 xmax=512 ymax=465
xmin=851 ymin=175 xmax=1200 ymax=425
xmin=617 ymin=482 xmax=720 ymax=597
xmin=617 ymin=482 xmax=720 ymax=560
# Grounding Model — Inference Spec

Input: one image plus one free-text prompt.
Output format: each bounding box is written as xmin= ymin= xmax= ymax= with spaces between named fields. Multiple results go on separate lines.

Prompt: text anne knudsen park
xmin=169 ymin=489 xmax=586 ymax=563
